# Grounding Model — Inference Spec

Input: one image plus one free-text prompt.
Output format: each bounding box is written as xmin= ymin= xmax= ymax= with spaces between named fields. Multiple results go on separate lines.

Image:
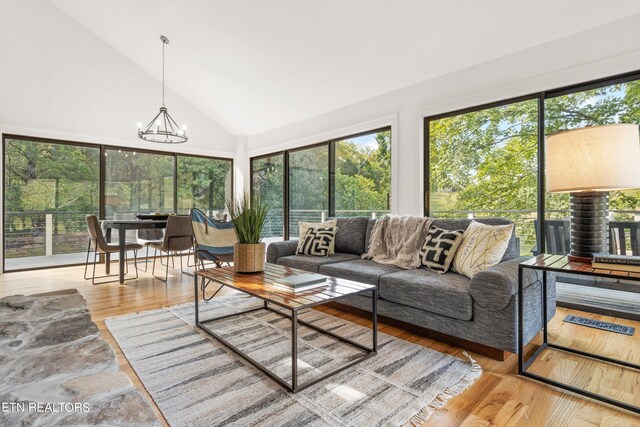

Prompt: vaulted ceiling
xmin=51 ymin=0 xmax=640 ymax=136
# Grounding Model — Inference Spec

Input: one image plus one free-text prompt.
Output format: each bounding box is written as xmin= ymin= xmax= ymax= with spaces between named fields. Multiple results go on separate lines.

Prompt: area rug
xmin=0 ymin=289 xmax=160 ymax=426
xmin=106 ymin=294 xmax=481 ymax=426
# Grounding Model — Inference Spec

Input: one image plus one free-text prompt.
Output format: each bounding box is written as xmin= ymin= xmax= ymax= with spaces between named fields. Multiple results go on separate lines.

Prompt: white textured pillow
xmin=299 ymin=220 xmax=338 ymax=255
xmin=452 ymin=221 xmax=514 ymax=278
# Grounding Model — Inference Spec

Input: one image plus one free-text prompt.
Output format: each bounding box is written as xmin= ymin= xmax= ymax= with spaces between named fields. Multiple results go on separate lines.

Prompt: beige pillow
xmin=299 ymin=220 xmax=338 ymax=255
xmin=452 ymin=221 xmax=514 ymax=278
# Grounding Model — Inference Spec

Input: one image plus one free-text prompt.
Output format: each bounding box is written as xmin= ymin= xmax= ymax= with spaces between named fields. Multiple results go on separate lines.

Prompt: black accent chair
xmin=609 ymin=221 xmax=640 ymax=256
xmin=531 ymin=219 xmax=571 ymax=256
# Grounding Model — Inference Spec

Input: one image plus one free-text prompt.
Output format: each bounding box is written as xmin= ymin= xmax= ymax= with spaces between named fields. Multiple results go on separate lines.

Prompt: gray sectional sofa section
xmin=267 ymin=216 xmax=555 ymax=355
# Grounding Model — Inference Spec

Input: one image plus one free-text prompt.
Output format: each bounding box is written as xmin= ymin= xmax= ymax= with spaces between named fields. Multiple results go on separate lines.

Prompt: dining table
xmin=103 ymin=219 xmax=168 ymax=284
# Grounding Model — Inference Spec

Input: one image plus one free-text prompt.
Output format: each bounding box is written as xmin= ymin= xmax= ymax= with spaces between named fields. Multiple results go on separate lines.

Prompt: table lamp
xmin=546 ymin=123 xmax=640 ymax=260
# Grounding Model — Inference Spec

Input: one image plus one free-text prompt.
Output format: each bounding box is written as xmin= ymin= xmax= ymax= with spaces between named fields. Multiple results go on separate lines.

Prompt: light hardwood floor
xmin=1 ymin=259 xmax=639 ymax=427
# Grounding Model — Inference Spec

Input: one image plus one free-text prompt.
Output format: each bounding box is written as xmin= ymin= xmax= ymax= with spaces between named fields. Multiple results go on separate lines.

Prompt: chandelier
xmin=138 ymin=35 xmax=188 ymax=144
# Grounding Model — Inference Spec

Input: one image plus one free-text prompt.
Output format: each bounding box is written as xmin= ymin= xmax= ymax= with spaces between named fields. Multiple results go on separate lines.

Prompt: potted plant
xmin=227 ymin=194 xmax=269 ymax=273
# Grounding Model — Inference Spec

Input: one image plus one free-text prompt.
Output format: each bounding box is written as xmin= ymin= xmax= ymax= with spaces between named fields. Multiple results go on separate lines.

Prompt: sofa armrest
xmin=469 ymin=256 xmax=555 ymax=312
xmin=266 ymin=239 xmax=299 ymax=264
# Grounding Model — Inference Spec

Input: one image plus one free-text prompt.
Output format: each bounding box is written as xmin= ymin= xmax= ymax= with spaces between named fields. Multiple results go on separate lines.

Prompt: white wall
xmin=246 ymin=14 xmax=640 ymax=216
xmin=234 ymin=135 xmax=249 ymax=202
xmin=0 ymin=0 xmax=235 ymax=158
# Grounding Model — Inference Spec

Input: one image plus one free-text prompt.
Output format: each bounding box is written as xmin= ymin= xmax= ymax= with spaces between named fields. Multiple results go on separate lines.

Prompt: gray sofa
xmin=267 ymin=217 xmax=555 ymax=358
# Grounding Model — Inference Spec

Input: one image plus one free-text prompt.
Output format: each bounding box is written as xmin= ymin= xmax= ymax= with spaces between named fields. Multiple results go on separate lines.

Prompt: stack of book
xmin=273 ymin=273 xmax=327 ymax=292
xmin=592 ymin=253 xmax=640 ymax=272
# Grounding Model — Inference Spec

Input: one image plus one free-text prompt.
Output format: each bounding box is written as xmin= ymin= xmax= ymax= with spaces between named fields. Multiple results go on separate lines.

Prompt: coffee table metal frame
xmin=193 ymin=269 xmax=378 ymax=393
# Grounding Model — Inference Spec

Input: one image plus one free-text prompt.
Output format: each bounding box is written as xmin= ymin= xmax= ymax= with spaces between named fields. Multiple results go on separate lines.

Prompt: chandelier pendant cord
xmin=162 ymin=38 xmax=165 ymax=107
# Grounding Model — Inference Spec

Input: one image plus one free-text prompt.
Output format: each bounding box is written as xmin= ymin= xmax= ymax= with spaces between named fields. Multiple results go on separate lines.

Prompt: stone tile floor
xmin=0 ymin=289 xmax=161 ymax=426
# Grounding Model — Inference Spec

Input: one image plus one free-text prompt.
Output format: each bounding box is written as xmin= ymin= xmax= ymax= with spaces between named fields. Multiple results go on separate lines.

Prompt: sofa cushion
xmin=319 ymin=259 xmax=401 ymax=286
xmin=276 ymin=253 xmax=360 ymax=273
xmin=329 ymin=217 xmax=369 ymax=255
xmin=431 ymin=218 xmax=517 ymax=262
xmin=379 ymin=269 xmax=473 ymax=321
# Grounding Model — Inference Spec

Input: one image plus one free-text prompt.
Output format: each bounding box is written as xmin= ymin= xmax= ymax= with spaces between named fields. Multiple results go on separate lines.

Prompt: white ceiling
xmin=51 ymin=0 xmax=640 ymax=136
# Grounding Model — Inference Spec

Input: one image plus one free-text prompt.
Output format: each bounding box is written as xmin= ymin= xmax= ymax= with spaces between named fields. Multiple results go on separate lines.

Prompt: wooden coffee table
xmin=194 ymin=263 xmax=378 ymax=393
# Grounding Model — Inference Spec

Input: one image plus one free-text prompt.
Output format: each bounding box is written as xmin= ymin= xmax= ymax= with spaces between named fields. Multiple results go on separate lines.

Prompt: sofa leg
xmin=322 ymin=301 xmax=511 ymax=362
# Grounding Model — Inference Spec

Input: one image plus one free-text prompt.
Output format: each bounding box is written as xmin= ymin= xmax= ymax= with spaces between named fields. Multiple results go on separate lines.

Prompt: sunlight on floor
xmin=326 ymin=383 xmax=367 ymax=402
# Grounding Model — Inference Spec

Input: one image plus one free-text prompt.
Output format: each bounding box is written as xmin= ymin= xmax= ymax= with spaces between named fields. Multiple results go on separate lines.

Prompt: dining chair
xmin=149 ymin=215 xmax=194 ymax=282
xmin=137 ymin=228 xmax=165 ymax=272
xmin=84 ymin=215 xmax=142 ymax=285
xmin=190 ymin=208 xmax=238 ymax=300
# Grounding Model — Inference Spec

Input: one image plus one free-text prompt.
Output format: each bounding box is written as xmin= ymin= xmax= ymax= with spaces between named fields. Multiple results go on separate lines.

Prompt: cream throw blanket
xmin=362 ymin=215 xmax=434 ymax=269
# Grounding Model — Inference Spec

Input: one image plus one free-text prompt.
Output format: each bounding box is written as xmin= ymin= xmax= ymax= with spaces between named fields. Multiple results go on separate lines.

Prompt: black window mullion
xmin=283 ymin=151 xmax=290 ymax=240
xmin=173 ymin=154 xmax=178 ymax=214
xmin=2 ymin=136 xmax=6 ymax=273
xmin=424 ymin=118 xmax=430 ymax=216
xmin=328 ymin=141 xmax=335 ymax=217
xmin=249 ymin=158 xmax=255 ymax=203
xmin=99 ymin=145 xmax=106 ymax=220
xmin=537 ymin=93 xmax=546 ymax=254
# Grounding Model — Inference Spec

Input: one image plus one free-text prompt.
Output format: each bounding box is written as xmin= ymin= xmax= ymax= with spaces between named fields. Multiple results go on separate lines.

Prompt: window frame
xmin=422 ymin=69 xmax=640 ymax=254
xmin=250 ymin=126 xmax=392 ymax=240
xmin=2 ymin=133 xmax=233 ymax=272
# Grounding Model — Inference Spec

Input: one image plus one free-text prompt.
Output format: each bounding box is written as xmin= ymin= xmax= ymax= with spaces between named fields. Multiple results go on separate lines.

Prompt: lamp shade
xmin=546 ymin=123 xmax=640 ymax=193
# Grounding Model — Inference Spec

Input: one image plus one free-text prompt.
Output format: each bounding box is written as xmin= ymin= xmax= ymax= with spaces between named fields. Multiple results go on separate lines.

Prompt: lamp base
xmin=569 ymin=192 xmax=609 ymax=259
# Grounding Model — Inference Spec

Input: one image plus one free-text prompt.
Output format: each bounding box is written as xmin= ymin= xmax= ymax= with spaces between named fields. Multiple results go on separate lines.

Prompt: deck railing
xmin=4 ymin=208 xmax=640 ymax=267
xmin=4 ymin=211 xmax=95 ymax=260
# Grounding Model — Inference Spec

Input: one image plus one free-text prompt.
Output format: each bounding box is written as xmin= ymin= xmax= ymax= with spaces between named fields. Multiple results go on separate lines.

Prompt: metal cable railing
xmin=5 ymin=209 xmax=639 ymax=262
xmin=5 ymin=211 xmax=95 ymax=259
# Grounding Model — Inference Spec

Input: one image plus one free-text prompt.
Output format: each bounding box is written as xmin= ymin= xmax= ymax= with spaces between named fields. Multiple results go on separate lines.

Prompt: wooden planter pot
xmin=233 ymin=242 xmax=266 ymax=273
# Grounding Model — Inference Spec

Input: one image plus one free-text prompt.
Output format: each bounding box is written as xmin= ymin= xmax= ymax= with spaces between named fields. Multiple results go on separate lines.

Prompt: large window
xmin=104 ymin=148 xmax=175 ymax=220
xmin=2 ymin=135 xmax=233 ymax=271
xmin=425 ymin=73 xmax=640 ymax=258
xmin=251 ymin=154 xmax=284 ymax=242
xmin=426 ymin=98 xmax=539 ymax=254
xmin=3 ymin=137 xmax=100 ymax=270
xmin=177 ymin=155 xmax=232 ymax=215
xmin=250 ymin=127 xmax=391 ymax=240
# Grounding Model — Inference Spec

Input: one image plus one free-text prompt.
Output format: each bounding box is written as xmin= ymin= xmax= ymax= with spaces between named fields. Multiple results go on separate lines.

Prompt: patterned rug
xmin=106 ymin=294 xmax=481 ymax=426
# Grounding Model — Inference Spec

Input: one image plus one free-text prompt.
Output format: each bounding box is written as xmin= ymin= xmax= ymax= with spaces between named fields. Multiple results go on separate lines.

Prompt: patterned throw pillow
xmin=299 ymin=220 xmax=338 ymax=255
xmin=419 ymin=226 xmax=464 ymax=274
xmin=452 ymin=221 xmax=514 ymax=278
xmin=296 ymin=226 xmax=338 ymax=257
